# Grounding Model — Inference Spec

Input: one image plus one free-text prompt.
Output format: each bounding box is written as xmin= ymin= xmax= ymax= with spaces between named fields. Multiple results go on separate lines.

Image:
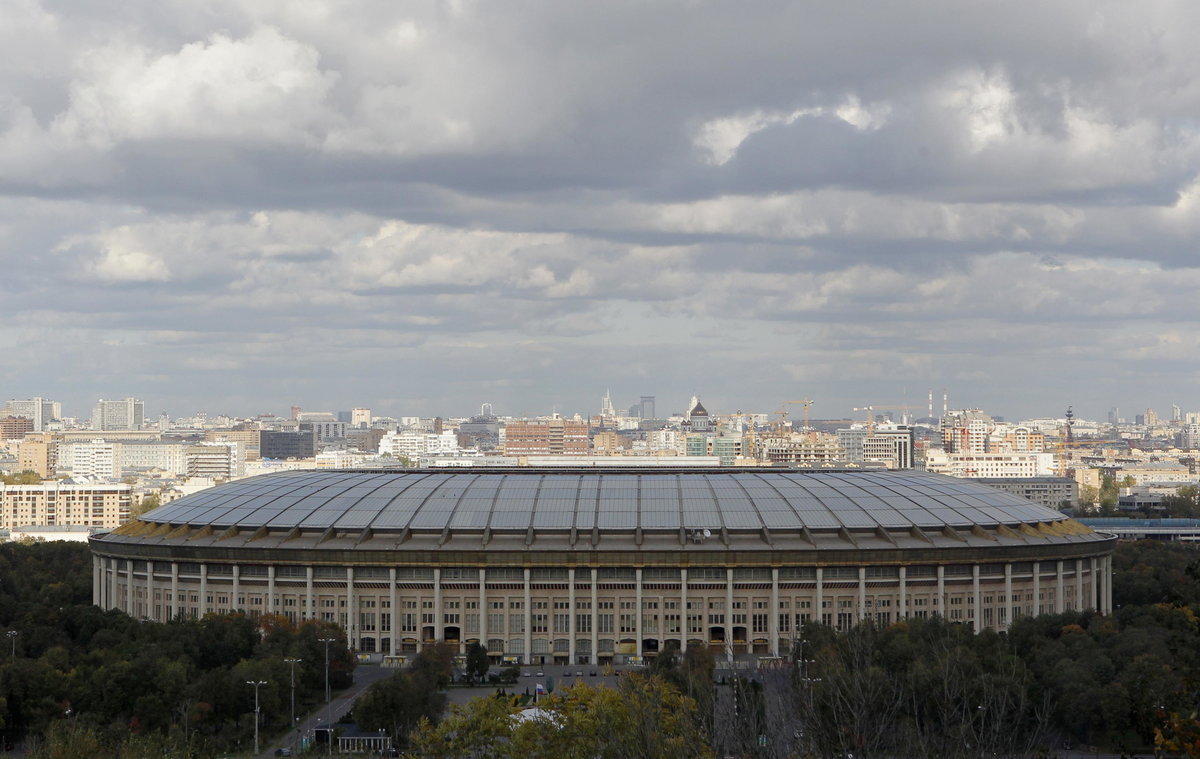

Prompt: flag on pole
xmin=535 ymin=683 xmax=546 ymax=695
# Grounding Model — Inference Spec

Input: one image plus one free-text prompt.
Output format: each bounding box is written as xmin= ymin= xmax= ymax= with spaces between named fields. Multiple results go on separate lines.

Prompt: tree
xmin=352 ymin=669 xmax=446 ymax=748
xmin=410 ymin=674 xmax=714 ymax=759
xmin=132 ymin=493 xmax=161 ymax=518
xmin=465 ymin=642 xmax=489 ymax=682
xmin=0 ymin=472 xmax=41 ymax=486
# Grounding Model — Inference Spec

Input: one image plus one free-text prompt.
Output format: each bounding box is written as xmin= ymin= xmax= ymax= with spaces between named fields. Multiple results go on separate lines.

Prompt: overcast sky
xmin=2 ymin=1 xmax=1199 ymax=422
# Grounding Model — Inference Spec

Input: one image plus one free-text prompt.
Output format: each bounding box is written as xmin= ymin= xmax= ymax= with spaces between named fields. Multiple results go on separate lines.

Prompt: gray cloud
xmin=2 ymin=0 xmax=1200 ymax=420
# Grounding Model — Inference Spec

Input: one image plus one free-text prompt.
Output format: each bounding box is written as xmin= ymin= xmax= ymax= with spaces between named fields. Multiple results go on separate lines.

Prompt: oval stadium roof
xmin=142 ymin=468 xmax=1068 ymax=534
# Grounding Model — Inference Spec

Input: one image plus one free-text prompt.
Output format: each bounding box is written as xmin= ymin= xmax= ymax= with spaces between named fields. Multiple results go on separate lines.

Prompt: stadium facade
xmin=89 ymin=469 xmax=1115 ymax=664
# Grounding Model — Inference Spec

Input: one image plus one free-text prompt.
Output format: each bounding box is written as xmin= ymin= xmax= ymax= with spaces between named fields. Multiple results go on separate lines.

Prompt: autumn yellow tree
xmin=410 ymin=674 xmax=714 ymax=759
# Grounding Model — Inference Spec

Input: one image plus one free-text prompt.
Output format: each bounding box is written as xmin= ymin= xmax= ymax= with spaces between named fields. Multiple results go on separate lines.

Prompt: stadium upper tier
xmin=124 ymin=468 xmax=1092 ymax=544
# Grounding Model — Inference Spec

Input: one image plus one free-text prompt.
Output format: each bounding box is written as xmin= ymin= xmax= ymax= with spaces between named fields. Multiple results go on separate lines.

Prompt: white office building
xmin=93 ymin=398 xmax=145 ymax=431
xmin=5 ymin=398 xmax=61 ymax=432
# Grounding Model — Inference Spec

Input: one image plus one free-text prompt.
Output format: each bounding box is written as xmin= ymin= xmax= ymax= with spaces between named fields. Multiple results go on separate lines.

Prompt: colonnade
xmin=93 ymin=553 xmax=1114 ymax=664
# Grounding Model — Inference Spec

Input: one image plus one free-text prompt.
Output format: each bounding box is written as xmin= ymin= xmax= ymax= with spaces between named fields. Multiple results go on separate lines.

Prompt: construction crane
xmin=852 ymin=404 xmax=913 ymax=434
xmin=781 ymin=399 xmax=815 ymax=443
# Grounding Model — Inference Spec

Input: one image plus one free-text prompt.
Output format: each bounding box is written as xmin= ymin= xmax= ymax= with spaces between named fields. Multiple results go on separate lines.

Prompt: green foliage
xmin=1098 ymin=473 xmax=1120 ymax=514
xmin=0 ymin=542 xmax=355 ymax=756
xmin=352 ymin=646 xmax=451 ymax=747
xmin=410 ymin=674 xmax=714 ymax=759
xmin=465 ymin=641 xmax=489 ymax=681
xmin=132 ymin=492 xmax=161 ymax=517
xmin=0 ymin=471 xmax=42 ymax=485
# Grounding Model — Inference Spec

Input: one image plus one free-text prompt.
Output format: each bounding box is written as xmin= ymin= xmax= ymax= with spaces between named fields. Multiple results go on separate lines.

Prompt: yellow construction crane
xmin=781 ymin=399 xmax=815 ymax=443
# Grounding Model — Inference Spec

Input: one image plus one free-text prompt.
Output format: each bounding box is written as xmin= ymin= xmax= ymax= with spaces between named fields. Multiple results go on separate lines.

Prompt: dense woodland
xmin=0 ymin=542 xmax=355 ymax=757
xmin=1 ymin=539 xmax=1199 ymax=757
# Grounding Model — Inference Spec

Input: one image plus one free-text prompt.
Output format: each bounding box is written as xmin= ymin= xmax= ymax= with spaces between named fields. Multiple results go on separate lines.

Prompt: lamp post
xmin=284 ymin=658 xmax=302 ymax=731
xmin=5 ymin=630 xmax=16 ymax=660
xmin=246 ymin=680 xmax=267 ymax=756
xmin=319 ymin=638 xmax=335 ymax=755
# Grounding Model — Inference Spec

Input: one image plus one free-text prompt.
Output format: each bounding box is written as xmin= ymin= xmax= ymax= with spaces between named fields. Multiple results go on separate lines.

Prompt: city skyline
xmin=3 ymin=3 xmax=1200 ymax=422
xmin=2 ymin=387 xmax=1193 ymax=427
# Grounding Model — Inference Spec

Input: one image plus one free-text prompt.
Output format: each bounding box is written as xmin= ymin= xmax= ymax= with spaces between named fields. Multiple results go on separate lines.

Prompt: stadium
xmin=89 ymin=468 xmax=1115 ymax=665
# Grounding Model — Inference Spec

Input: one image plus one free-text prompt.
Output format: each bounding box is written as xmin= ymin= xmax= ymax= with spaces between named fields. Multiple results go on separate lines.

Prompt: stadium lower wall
xmin=90 ymin=549 xmax=1114 ymax=665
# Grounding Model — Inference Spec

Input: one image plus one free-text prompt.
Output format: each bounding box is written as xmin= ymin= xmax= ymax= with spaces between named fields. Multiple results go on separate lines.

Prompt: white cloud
xmin=92 ymin=245 xmax=171 ymax=283
xmin=53 ymin=27 xmax=337 ymax=147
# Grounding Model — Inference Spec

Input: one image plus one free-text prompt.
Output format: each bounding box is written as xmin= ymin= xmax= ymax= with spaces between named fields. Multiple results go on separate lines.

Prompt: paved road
xmin=253 ymin=664 xmax=394 ymax=758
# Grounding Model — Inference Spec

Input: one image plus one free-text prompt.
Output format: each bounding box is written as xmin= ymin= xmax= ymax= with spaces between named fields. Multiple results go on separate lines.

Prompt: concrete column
xmin=523 ymin=568 xmax=532 ymax=665
xmin=479 ymin=568 xmax=488 ymax=654
xmin=1105 ymin=555 xmax=1114 ymax=614
xmin=1004 ymin=563 xmax=1014 ymax=629
xmin=769 ymin=568 xmax=779 ymax=657
xmin=391 ymin=568 xmax=400 ymax=656
xmin=815 ymin=568 xmax=824 ymax=626
xmin=93 ymin=555 xmax=101 ymax=607
xmin=725 ymin=568 xmax=734 ymax=662
xmin=231 ymin=565 xmax=240 ymax=614
xmin=590 ymin=568 xmax=598 ymax=666
xmin=305 ymin=567 xmax=314 ymax=620
xmin=109 ymin=558 xmax=117 ymax=613
xmin=1055 ymin=560 xmax=1064 ymax=614
xmin=347 ymin=567 xmax=357 ymax=649
xmin=1074 ymin=559 xmax=1083 ymax=611
xmin=146 ymin=561 xmax=155 ymax=621
xmin=936 ymin=565 xmax=945 ymax=616
xmin=635 ymin=568 xmax=643 ymax=658
xmin=433 ymin=568 xmax=443 ymax=646
xmin=171 ymin=562 xmax=180 ymax=620
xmin=568 ymin=568 xmax=576 ymax=665
xmin=199 ymin=564 xmax=208 ymax=617
xmin=1032 ymin=561 xmax=1041 ymax=616
xmin=858 ymin=567 xmax=867 ymax=622
xmin=267 ymin=566 xmax=276 ymax=618
xmin=1089 ymin=557 xmax=1098 ymax=611
xmin=125 ymin=560 xmax=135 ymax=616
xmin=898 ymin=567 xmax=907 ymax=620
xmin=680 ymin=569 xmax=688 ymax=649
xmin=972 ymin=565 xmax=981 ymax=633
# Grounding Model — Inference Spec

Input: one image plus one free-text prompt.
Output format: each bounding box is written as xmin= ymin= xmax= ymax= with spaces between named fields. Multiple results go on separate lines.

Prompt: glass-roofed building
xmin=89 ymin=468 xmax=1115 ymax=665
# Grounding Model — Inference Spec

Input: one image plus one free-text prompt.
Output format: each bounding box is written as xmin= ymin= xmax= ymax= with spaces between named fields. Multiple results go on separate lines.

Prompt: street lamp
xmin=246 ymin=680 xmax=267 ymax=756
xmin=319 ymin=638 xmax=335 ymax=755
xmin=284 ymin=658 xmax=302 ymax=731
xmin=5 ymin=631 xmax=16 ymax=660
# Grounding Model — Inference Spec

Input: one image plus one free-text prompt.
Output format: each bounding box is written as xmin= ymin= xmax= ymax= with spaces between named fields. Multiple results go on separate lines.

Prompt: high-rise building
xmin=65 ymin=439 xmax=120 ymax=479
xmin=300 ymin=420 xmax=348 ymax=442
xmin=0 ymin=481 xmax=131 ymax=528
xmin=640 ymin=396 xmax=656 ymax=420
xmin=5 ymin=398 xmax=61 ymax=432
xmin=92 ymin=398 xmax=145 ymax=431
xmin=184 ymin=442 xmax=241 ymax=479
xmin=0 ymin=416 xmax=34 ymax=440
xmin=503 ymin=419 xmax=589 ymax=456
xmin=351 ymin=408 xmax=372 ymax=428
xmin=17 ymin=433 xmax=60 ymax=478
xmin=259 ymin=430 xmax=316 ymax=460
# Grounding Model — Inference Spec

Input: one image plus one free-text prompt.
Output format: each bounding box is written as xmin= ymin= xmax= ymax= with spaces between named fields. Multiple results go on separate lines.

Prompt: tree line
xmin=407 ymin=539 xmax=1200 ymax=758
xmin=3 ymin=538 xmax=1200 ymax=757
xmin=0 ymin=541 xmax=355 ymax=757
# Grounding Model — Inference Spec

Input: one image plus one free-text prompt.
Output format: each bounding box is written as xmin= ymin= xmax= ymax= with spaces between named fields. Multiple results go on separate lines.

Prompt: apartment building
xmin=503 ymin=419 xmax=589 ymax=456
xmin=0 ymin=482 xmax=132 ymax=529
